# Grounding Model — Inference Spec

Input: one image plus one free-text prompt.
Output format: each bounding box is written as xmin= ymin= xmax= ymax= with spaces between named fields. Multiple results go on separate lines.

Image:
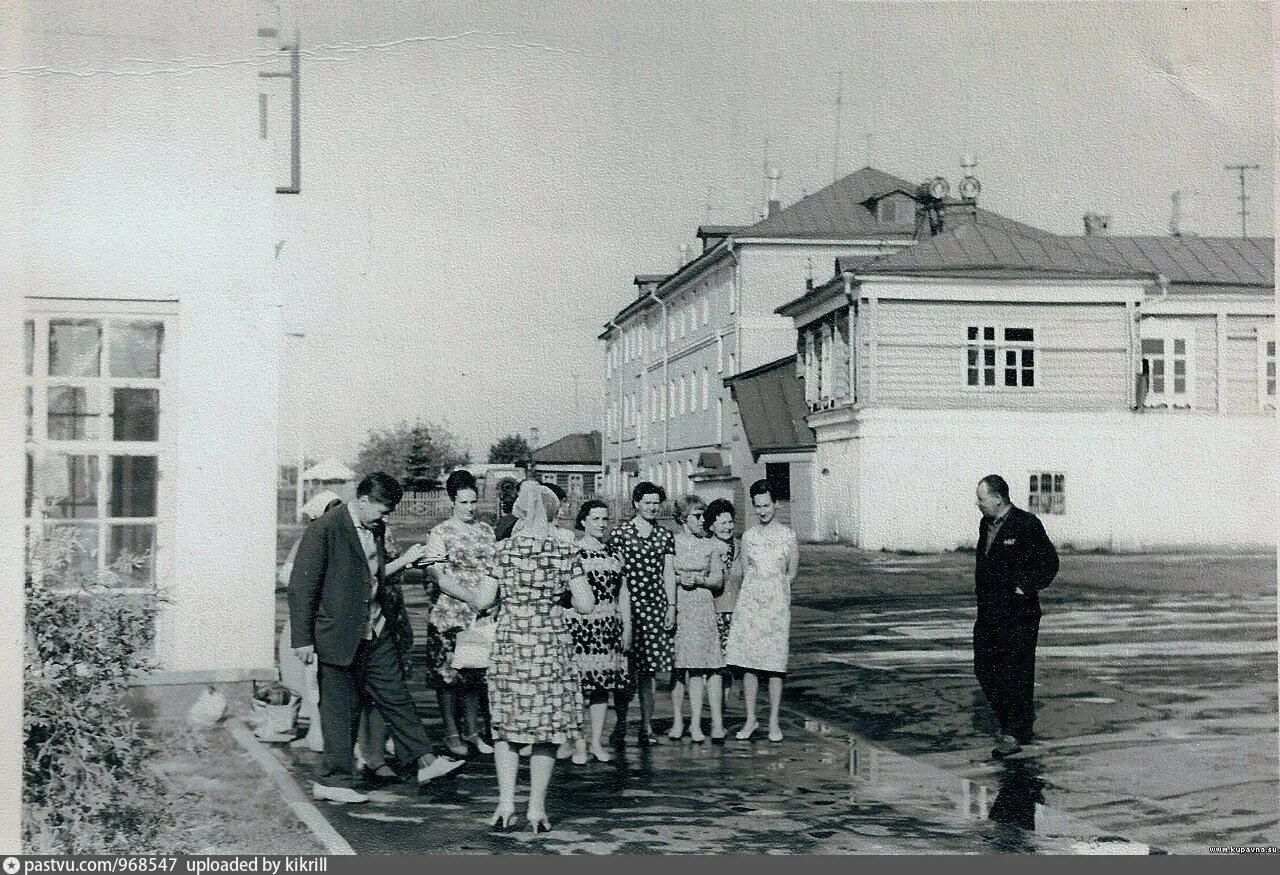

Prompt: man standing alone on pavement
xmin=973 ymin=474 xmax=1059 ymax=758
xmin=289 ymin=472 xmax=465 ymax=803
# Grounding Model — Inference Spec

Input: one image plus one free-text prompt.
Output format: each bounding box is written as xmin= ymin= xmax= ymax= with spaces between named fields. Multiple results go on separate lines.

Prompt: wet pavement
xmin=270 ymin=547 xmax=1276 ymax=854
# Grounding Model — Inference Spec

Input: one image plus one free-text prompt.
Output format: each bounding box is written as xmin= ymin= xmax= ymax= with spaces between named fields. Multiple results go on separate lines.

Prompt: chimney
xmin=1083 ymin=212 xmax=1111 ymax=236
xmin=766 ymin=166 xmax=782 ymax=217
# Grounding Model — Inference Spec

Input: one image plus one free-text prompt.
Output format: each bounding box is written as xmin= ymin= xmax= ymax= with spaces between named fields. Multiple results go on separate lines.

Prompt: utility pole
xmin=1225 ymin=163 xmax=1260 ymax=239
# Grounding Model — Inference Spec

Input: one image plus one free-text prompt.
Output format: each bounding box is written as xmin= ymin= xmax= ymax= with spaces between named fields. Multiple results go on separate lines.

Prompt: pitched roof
xmin=532 ymin=430 xmax=602 ymax=466
xmin=737 ymin=167 xmax=1049 ymax=241
xmin=855 ymin=219 xmax=1152 ymax=280
xmin=725 ymin=356 xmax=816 ymax=459
xmin=1062 ymin=237 xmax=1274 ymax=288
xmin=302 ymin=458 xmax=356 ymax=482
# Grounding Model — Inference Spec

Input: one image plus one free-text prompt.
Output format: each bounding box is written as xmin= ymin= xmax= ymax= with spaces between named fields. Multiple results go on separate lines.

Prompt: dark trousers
xmin=973 ymin=614 xmax=1040 ymax=741
xmin=317 ymin=631 xmax=432 ymax=784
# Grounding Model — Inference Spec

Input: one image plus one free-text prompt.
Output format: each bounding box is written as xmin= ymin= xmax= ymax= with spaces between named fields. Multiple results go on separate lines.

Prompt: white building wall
xmin=13 ymin=1 xmax=280 ymax=680
xmin=816 ymin=408 xmax=1276 ymax=552
xmin=872 ymin=299 xmax=1132 ymax=410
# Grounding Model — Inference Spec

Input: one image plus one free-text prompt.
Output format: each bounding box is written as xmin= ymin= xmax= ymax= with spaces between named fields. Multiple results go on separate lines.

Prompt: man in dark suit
xmin=973 ymin=474 xmax=1059 ymax=758
xmin=289 ymin=472 xmax=464 ymax=803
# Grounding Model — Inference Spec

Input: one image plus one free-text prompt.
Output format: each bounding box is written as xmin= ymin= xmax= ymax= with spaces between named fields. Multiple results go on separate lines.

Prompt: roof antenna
xmin=832 ymin=71 xmax=844 ymax=183
xmin=1225 ymin=163 xmax=1260 ymax=239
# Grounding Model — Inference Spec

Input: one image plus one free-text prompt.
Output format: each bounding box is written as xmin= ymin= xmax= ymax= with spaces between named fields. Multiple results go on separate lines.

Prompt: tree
xmin=403 ymin=423 xmax=436 ymax=489
xmin=353 ymin=420 xmax=471 ymax=485
xmin=488 ymin=434 xmax=532 ymax=464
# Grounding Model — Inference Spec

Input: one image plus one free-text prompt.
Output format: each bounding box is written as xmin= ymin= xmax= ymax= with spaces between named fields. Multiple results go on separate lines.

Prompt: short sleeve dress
xmin=485 ymin=535 xmax=585 ymax=745
xmin=606 ymin=518 xmax=676 ymax=676
xmin=422 ymin=517 xmax=496 ymax=688
xmin=568 ymin=543 xmax=627 ymax=697
xmin=724 ymin=523 xmax=797 ymax=674
xmin=673 ymin=532 xmax=725 ymax=672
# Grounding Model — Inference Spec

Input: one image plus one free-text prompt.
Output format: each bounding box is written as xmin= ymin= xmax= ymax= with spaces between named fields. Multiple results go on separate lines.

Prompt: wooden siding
xmin=868 ymin=299 xmax=1131 ymax=410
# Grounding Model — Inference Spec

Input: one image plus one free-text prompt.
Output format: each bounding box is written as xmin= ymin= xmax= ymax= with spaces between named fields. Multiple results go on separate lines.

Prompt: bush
xmin=23 ymin=527 xmax=178 ymax=853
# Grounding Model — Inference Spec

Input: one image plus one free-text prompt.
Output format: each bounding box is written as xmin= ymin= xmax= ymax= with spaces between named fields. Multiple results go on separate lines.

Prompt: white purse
xmin=451 ymin=616 xmax=496 ymax=670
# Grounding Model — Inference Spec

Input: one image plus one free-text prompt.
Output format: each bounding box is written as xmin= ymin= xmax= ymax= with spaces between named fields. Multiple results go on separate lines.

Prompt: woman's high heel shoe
xmin=735 ymin=720 xmax=759 ymax=741
xmin=527 ymin=812 xmax=551 ymax=834
xmin=489 ymin=807 xmax=517 ymax=831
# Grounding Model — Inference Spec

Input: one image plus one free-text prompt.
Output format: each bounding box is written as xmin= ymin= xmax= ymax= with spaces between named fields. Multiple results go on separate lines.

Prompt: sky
xmin=272 ymin=0 xmax=1275 ymax=465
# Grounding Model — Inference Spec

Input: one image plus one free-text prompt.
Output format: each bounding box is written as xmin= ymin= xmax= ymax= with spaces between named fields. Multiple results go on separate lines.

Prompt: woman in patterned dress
xmin=724 ymin=479 xmax=799 ymax=743
xmin=567 ymin=499 xmax=629 ymax=764
xmin=423 ymin=470 xmax=497 ymax=756
xmin=467 ymin=480 xmax=595 ymax=833
xmin=605 ymin=481 xmax=676 ymax=746
xmin=670 ymin=495 xmax=727 ymax=743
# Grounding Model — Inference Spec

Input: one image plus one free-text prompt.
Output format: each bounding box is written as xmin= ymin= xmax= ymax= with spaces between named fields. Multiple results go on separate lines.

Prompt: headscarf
xmin=511 ymin=479 xmax=558 ymax=541
xmin=300 ymin=489 xmax=342 ymax=521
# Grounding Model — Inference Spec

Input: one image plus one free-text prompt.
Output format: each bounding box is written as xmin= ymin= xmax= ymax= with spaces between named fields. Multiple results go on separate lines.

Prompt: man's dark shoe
xmin=992 ymin=734 xmax=1023 ymax=758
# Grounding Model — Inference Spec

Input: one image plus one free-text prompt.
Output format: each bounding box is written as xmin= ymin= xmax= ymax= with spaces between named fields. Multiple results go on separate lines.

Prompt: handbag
xmin=451 ymin=615 xmax=496 ymax=670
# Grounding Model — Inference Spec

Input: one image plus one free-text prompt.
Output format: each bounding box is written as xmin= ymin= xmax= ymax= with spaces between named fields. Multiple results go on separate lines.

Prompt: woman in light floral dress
xmin=670 ymin=495 xmax=726 ymax=743
xmin=423 ymin=470 xmax=497 ymax=756
xmin=724 ymin=479 xmax=799 ymax=743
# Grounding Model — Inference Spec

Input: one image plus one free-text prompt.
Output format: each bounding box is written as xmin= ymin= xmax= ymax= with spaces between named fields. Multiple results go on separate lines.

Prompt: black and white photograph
xmin=1 ymin=0 xmax=1276 ymax=857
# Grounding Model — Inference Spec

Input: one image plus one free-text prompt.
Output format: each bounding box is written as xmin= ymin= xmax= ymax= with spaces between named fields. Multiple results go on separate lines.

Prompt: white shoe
xmin=418 ymin=756 xmax=466 ymax=783
xmin=311 ymin=782 xmax=369 ymax=804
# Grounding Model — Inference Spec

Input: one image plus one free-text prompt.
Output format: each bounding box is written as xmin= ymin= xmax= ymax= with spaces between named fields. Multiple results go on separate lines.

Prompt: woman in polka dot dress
xmin=605 ymin=481 xmax=676 ymax=746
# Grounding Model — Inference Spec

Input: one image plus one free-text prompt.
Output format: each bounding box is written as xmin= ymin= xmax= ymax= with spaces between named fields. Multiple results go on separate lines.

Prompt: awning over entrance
xmin=725 ymin=355 xmax=817 ymax=462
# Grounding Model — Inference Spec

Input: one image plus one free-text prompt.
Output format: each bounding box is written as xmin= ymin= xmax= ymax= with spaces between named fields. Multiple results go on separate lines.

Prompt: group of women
xmin=411 ymin=471 xmax=801 ymax=833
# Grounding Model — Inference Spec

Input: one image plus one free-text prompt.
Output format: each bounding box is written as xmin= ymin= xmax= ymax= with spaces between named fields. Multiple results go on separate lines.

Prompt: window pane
xmin=44 ymin=523 xmax=100 ymax=581
xmin=967 ymin=369 xmax=978 ymax=386
xmin=49 ymin=320 xmax=102 ymax=377
xmin=25 ymin=453 xmax=33 ymax=517
xmin=983 ymin=368 xmax=995 ymax=386
xmin=1152 ymin=360 xmax=1165 ymax=376
xmin=43 ymin=455 xmax=100 ymax=519
xmin=1053 ymin=474 xmax=1065 ymax=493
xmin=1004 ymin=327 xmax=1034 ymax=342
xmin=110 ymin=456 xmax=158 ymax=518
xmin=1041 ymin=474 xmax=1052 ymax=493
xmin=967 ymin=326 xmax=978 ymax=341
xmin=1173 ymin=360 xmax=1186 ymax=377
xmin=25 ymin=320 xmax=34 ymax=376
xmin=984 ymin=348 xmax=996 ymax=366
xmin=48 ymin=387 xmax=101 ymax=440
xmin=967 ymin=348 xmax=978 ymax=366
xmin=1022 ymin=349 xmax=1034 ymax=367
xmin=1004 ymin=368 xmax=1017 ymax=386
xmin=25 ymin=387 xmax=32 ymax=440
xmin=983 ymin=326 xmax=995 ymax=340
xmin=1141 ymin=339 xmax=1163 ymax=354
xmin=1022 ymin=369 xmax=1035 ymax=387
xmin=1006 ymin=350 xmax=1017 ymax=366
xmin=1050 ymin=494 xmax=1064 ymax=514
xmin=1268 ymin=341 xmax=1276 ymax=356
xmin=1153 ymin=376 xmax=1165 ymax=393
xmin=1029 ymin=474 xmax=1038 ymax=493
xmin=108 ymin=524 xmax=156 ymax=587
xmin=112 ymin=389 xmax=160 ymax=441
xmin=1173 ymin=339 xmax=1186 ymax=355
xmin=1174 ymin=378 xmax=1186 ymax=394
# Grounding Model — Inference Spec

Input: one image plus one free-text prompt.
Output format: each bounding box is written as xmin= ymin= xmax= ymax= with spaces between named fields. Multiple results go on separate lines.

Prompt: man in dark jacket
xmin=289 ymin=472 xmax=463 ymax=802
xmin=973 ymin=474 xmax=1059 ymax=758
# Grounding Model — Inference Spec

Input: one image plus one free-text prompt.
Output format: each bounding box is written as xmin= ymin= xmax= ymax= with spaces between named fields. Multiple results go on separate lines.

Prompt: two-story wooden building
xmin=778 ymin=218 xmax=1275 ymax=551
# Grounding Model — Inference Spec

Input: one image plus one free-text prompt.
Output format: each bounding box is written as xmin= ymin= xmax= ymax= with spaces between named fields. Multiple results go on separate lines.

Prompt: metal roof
xmin=1062 ymin=236 xmax=1274 ymax=287
xmin=855 ymin=219 xmax=1153 ymax=279
xmin=724 ymin=355 xmax=816 ymax=459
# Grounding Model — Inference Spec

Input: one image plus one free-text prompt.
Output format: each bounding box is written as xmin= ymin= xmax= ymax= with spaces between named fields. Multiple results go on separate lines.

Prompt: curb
xmin=225 ymin=718 xmax=357 ymax=855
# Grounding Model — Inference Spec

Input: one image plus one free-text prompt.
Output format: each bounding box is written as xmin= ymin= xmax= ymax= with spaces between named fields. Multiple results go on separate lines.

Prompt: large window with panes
xmin=1028 ymin=471 xmax=1065 ymax=515
xmin=1261 ymin=337 xmax=1276 ymax=409
xmin=966 ymin=325 xmax=1036 ymax=388
xmin=1140 ymin=324 xmax=1193 ymax=409
xmin=25 ymin=307 xmax=174 ymax=591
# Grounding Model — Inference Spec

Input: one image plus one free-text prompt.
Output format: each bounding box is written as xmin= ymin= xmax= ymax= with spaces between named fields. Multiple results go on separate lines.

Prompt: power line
xmin=1225 ymin=163 xmax=1260 ymax=239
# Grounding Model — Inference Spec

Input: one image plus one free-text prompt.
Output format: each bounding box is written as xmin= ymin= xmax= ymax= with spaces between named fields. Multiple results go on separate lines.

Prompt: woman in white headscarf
xmin=465 ymin=480 xmax=595 ymax=833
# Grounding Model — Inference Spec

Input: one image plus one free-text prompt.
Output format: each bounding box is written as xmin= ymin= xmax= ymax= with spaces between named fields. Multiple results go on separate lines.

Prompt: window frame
xmin=25 ymin=303 xmax=177 ymax=595
xmin=1260 ymin=334 xmax=1276 ymax=410
xmin=1141 ymin=321 xmax=1196 ymax=410
xmin=1027 ymin=471 xmax=1066 ymax=516
xmin=964 ymin=323 xmax=1040 ymax=392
